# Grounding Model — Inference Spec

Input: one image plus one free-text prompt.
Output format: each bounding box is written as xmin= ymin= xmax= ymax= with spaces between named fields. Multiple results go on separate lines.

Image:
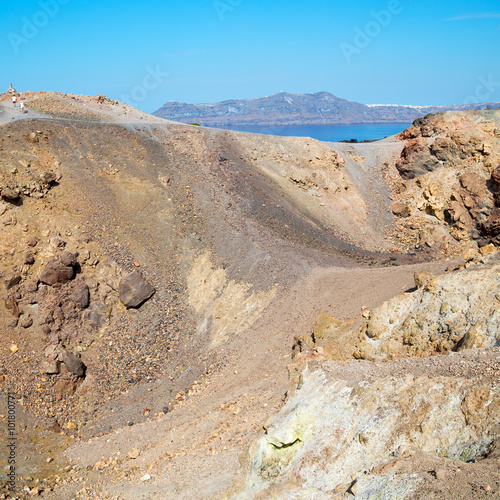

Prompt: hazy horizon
xmin=158 ymin=89 xmax=500 ymax=107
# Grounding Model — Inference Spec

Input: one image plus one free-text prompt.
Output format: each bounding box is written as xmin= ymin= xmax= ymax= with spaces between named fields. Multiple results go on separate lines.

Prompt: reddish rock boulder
xmin=69 ymin=283 xmax=90 ymax=308
xmin=39 ymin=252 xmax=79 ymax=285
xmin=396 ymin=138 xmax=440 ymax=179
xmin=119 ymin=272 xmax=155 ymax=308
xmin=40 ymin=261 xmax=74 ymax=285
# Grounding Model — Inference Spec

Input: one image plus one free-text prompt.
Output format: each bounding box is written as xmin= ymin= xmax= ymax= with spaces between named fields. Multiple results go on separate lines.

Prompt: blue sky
xmin=1 ymin=0 xmax=499 ymax=112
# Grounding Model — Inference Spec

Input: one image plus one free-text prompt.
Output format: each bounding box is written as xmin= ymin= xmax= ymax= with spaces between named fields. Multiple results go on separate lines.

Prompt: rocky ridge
xmin=232 ymin=254 xmax=500 ymax=499
xmin=377 ymin=109 xmax=500 ymax=256
xmin=292 ymin=253 xmax=500 ymax=363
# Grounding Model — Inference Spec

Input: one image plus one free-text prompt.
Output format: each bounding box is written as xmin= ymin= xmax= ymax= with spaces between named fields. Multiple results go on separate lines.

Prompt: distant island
xmin=153 ymin=91 xmax=499 ymax=126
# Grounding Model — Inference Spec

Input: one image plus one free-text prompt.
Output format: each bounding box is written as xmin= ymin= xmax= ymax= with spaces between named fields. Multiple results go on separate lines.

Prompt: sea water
xmin=211 ymin=122 xmax=413 ymax=142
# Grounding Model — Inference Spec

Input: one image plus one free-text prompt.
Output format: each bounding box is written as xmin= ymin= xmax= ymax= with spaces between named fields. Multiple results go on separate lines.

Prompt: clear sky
xmin=1 ymin=0 xmax=499 ymax=112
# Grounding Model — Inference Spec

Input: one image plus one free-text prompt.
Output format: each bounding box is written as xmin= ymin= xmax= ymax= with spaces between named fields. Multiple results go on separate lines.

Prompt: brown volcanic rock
xmin=5 ymin=297 xmax=20 ymax=317
xmin=391 ymin=202 xmax=410 ymax=217
xmin=480 ymin=212 xmax=500 ymax=244
xmin=390 ymin=109 xmax=500 ymax=250
xmin=59 ymin=250 xmax=78 ymax=266
xmin=490 ymin=167 xmax=500 ymax=205
xmin=1 ymin=186 xmax=20 ymax=203
xmin=396 ymin=137 xmax=440 ymax=179
xmin=39 ymin=260 xmax=74 ymax=285
xmin=58 ymin=348 xmax=86 ymax=377
xmin=39 ymin=170 xmax=57 ymax=186
xmin=429 ymin=137 xmax=460 ymax=162
xmin=118 ymin=272 xmax=155 ymax=308
xmin=69 ymin=282 xmax=90 ymax=308
xmin=5 ymin=272 xmax=21 ymax=290
xmin=39 ymin=252 xmax=79 ymax=285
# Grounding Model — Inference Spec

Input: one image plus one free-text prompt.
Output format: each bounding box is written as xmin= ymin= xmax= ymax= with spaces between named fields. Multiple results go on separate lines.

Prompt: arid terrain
xmin=0 ymin=91 xmax=498 ymax=499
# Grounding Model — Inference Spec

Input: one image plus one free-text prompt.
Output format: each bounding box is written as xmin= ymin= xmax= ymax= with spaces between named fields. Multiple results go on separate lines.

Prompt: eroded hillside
xmin=0 ymin=92 xmax=498 ymax=499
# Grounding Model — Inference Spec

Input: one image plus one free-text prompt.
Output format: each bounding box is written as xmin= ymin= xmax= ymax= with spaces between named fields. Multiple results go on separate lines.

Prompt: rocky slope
xmin=153 ymin=91 xmax=499 ymax=127
xmin=0 ymin=91 xmax=498 ymax=499
xmin=386 ymin=109 xmax=500 ymax=255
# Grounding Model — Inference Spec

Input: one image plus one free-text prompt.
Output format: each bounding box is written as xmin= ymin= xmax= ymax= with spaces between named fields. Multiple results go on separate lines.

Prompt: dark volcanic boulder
xmin=396 ymin=138 xmax=441 ymax=179
xmin=40 ymin=260 xmax=74 ymax=285
xmin=490 ymin=167 xmax=500 ymax=206
xmin=1 ymin=186 xmax=20 ymax=203
xmin=83 ymin=301 xmax=109 ymax=328
xmin=478 ymin=168 xmax=500 ymax=244
xmin=70 ymin=283 xmax=90 ymax=308
xmin=480 ymin=212 xmax=500 ymax=244
xmin=59 ymin=348 xmax=86 ymax=377
xmin=119 ymin=272 xmax=155 ymax=308
xmin=39 ymin=252 xmax=79 ymax=285
xmin=430 ymin=137 xmax=459 ymax=163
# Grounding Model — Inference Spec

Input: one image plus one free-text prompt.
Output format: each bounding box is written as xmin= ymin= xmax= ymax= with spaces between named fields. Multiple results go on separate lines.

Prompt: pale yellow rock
xmin=464 ymin=247 xmax=479 ymax=262
xmin=480 ymin=243 xmax=497 ymax=256
xmin=414 ymin=271 xmax=434 ymax=289
xmin=457 ymin=324 xmax=488 ymax=350
xmin=237 ymin=356 xmax=500 ymax=499
xmin=187 ymin=252 xmax=277 ymax=348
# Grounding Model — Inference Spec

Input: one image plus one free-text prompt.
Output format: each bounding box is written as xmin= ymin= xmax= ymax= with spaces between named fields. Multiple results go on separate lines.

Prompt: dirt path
xmin=0 ymin=99 xmax=47 ymax=124
xmin=329 ymin=139 xmax=405 ymax=243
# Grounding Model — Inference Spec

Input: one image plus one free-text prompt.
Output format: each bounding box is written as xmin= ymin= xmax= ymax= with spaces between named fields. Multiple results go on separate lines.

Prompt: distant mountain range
xmin=153 ymin=91 xmax=499 ymax=126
